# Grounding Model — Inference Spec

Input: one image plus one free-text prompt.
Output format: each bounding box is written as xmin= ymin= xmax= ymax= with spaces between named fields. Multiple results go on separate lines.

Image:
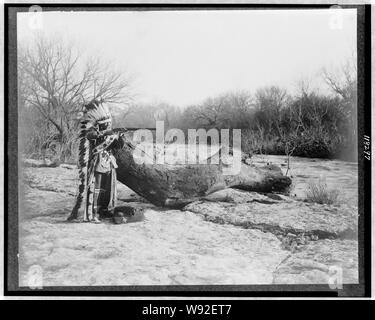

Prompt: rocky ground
xmin=19 ymin=155 xmax=358 ymax=287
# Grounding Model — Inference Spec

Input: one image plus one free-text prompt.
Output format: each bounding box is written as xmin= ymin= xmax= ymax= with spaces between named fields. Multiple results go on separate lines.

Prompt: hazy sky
xmin=18 ymin=9 xmax=356 ymax=107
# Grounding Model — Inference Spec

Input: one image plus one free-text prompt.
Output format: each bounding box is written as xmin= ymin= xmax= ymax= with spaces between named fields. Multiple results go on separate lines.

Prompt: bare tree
xmin=191 ymin=96 xmax=227 ymax=128
xmin=226 ymin=91 xmax=254 ymax=128
xmin=295 ymin=76 xmax=314 ymax=98
xmin=18 ymin=36 xmax=132 ymax=148
xmin=321 ymin=56 xmax=357 ymax=152
xmin=322 ymin=57 xmax=357 ymax=102
xmin=254 ymin=86 xmax=289 ymax=135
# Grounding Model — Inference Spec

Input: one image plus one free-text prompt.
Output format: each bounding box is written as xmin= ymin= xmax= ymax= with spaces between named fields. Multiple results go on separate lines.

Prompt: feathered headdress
xmin=83 ymin=100 xmax=112 ymax=124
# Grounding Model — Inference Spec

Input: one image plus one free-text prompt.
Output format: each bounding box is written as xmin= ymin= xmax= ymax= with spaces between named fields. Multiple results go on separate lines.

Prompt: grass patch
xmin=304 ymin=178 xmax=339 ymax=205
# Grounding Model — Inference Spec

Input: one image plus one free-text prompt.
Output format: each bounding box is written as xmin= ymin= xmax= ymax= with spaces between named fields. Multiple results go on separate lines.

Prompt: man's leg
xmin=92 ymin=172 xmax=104 ymax=222
xmin=96 ymin=172 xmax=112 ymax=218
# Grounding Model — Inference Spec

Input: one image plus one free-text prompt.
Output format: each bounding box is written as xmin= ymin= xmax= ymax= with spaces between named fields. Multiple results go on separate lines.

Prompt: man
xmin=68 ymin=100 xmax=123 ymax=223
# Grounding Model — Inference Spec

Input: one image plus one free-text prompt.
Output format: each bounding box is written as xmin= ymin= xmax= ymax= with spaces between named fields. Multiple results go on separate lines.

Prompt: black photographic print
xmin=4 ymin=2 xmax=371 ymax=300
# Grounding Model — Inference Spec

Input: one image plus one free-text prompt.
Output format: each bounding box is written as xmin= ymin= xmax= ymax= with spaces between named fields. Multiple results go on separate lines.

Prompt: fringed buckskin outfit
xmin=68 ymin=100 xmax=120 ymax=222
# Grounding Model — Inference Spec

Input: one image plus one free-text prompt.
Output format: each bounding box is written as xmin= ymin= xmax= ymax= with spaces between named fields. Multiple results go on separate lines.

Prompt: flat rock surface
xmin=19 ymin=156 xmax=358 ymax=286
xmin=251 ymin=155 xmax=358 ymax=206
xmin=20 ymin=185 xmax=287 ymax=286
xmin=185 ymin=189 xmax=357 ymax=239
xmin=272 ymin=240 xmax=358 ymax=284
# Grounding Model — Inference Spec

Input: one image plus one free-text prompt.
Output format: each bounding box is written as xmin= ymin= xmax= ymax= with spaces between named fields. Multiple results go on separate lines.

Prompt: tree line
xmin=19 ymin=36 xmax=357 ymax=162
xmin=115 ymin=65 xmax=357 ymax=160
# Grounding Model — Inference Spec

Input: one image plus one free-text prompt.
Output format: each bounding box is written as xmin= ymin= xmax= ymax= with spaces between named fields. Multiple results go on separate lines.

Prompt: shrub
xmin=241 ymin=129 xmax=283 ymax=155
xmin=285 ymin=128 xmax=343 ymax=159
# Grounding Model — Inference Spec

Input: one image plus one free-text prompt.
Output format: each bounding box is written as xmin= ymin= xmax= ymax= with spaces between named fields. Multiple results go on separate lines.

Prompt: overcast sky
xmin=18 ymin=9 xmax=356 ymax=107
